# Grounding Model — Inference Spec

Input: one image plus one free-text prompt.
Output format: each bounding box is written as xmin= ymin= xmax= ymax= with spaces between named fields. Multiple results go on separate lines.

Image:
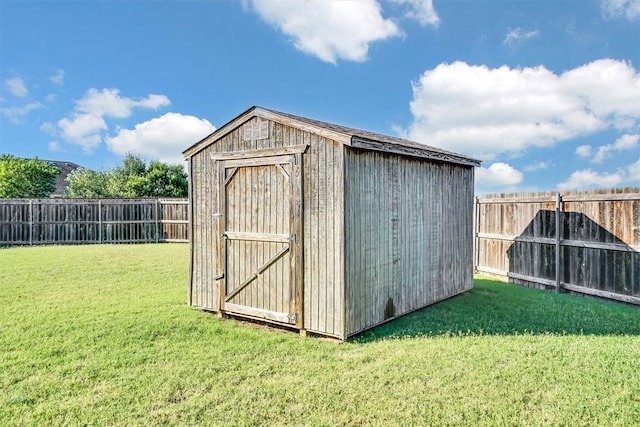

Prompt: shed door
xmin=220 ymin=154 xmax=302 ymax=325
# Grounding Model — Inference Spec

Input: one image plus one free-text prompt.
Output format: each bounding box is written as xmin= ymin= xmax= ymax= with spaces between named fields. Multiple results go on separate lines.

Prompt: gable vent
xmin=243 ymin=121 xmax=269 ymax=141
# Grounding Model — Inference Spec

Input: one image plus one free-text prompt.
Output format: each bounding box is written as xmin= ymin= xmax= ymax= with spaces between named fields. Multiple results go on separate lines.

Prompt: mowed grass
xmin=1 ymin=245 xmax=640 ymax=426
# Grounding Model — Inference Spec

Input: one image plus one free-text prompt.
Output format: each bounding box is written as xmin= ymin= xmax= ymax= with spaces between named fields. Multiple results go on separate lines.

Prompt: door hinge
xmin=213 ymin=213 xmax=222 ymax=219
xmin=290 ymin=234 xmax=297 ymax=243
xmin=290 ymin=313 xmax=298 ymax=323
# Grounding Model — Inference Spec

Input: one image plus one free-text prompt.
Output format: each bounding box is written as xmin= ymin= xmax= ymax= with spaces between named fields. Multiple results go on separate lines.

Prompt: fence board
xmin=475 ymin=187 xmax=640 ymax=305
xmin=0 ymin=198 xmax=188 ymax=245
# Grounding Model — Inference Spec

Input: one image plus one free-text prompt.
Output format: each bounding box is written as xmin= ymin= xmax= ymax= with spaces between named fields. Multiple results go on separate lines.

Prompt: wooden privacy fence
xmin=475 ymin=187 xmax=640 ymax=305
xmin=0 ymin=198 xmax=188 ymax=245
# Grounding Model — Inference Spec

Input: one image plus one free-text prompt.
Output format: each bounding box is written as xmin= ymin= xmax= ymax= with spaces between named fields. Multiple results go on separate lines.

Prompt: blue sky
xmin=1 ymin=0 xmax=639 ymax=193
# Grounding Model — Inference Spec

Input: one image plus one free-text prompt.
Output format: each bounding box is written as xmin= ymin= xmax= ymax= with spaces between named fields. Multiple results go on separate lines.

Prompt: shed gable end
xmin=243 ymin=120 xmax=269 ymax=141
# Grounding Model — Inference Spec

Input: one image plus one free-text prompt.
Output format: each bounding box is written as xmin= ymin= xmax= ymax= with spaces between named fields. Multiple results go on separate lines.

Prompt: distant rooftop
xmin=48 ymin=160 xmax=83 ymax=197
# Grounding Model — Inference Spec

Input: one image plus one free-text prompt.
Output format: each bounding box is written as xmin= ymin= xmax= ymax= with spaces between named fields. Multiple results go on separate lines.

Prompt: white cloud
xmin=557 ymin=169 xmax=624 ymax=190
xmin=576 ymin=144 xmax=593 ymax=158
xmin=592 ymin=133 xmax=639 ymax=163
xmin=58 ymin=113 xmax=107 ymax=153
xmin=75 ymin=88 xmax=170 ymax=118
xmin=49 ymin=69 xmax=65 ymax=85
xmin=558 ymin=155 xmax=640 ymax=189
xmin=523 ymin=160 xmax=551 ymax=172
xmin=601 ymin=0 xmax=640 ymax=20
xmin=503 ymin=27 xmax=540 ymax=47
xmin=627 ymin=158 xmax=640 ymax=181
xmin=48 ymin=141 xmax=61 ymax=151
xmin=476 ymin=162 xmax=523 ymax=190
xmin=46 ymin=93 xmax=57 ymax=103
xmin=404 ymin=59 xmax=640 ymax=160
xmin=561 ymin=59 xmax=640 ymax=118
xmin=56 ymin=88 xmax=172 ymax=153
xmin=105 ymin=113 xmax=215 ymax=164
xmin=591 ymin=148 xmax=613 ymax=163
xmin=388 ymin=0 xmax=440 ymax=26
xmin=5 ymin=77 xmax=28 ymax=97
xmin=248 ymin=0 xmax=402 ymax=63
xmin=609 ymin=133 xmax=639 ymax=149
xmin=1 ymin=102 xmax=44 ymax=124
xmin=41 ymin=121 xmax=57 ymax=135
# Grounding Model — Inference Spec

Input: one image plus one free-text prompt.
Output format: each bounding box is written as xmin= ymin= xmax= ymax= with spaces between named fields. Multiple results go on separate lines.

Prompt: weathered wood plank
xmin=224 ymin=303 xmax=291 ymax=324
xmin=292 ymin=153 xmax=304 ymax=330
xmin=187 ymin=159 xmax=195 ymax=305
xmin=334 ymin=143 xmax=346 ymax=338
xmin=210 ymin=144 xmax=308 ymax=160
xmin=224 ymin=231 xmax=290 ymax=243
xmin=562 ymin=282 xmax=640 ymax=305
xmin=309 ymin=134 xmax=320 ymax=333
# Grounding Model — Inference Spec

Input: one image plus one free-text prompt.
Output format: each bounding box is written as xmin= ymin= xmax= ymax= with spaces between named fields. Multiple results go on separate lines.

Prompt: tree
xmin=0 ymin=155 xmax=60 ymax=198
xmin=64 ymin=153 xmax=188 ymax=198
xmin=105 ymin=153 xmax=148 ymax=197
xmin=65 ymin=168 xmax=110 ymax=198
xmin=133 ymin=161 xmax=188 ymax=197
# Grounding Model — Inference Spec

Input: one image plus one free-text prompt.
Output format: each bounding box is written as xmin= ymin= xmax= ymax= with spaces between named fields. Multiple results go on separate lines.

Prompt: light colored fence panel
xmin=0 ymin=198 xmax=188 ymax=245
xmin=158 ymin=198 xmax=189 ymax=242
xmin=475 ymin=187 xmax=640 ymax=305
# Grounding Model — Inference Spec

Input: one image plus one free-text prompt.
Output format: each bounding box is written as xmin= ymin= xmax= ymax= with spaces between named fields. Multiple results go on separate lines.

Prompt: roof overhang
xmin=183 ymin=106 xmax=481 ymax=168
xmin=349 ymin=137 xmax=481 ymax=167
xmin=183 ymin=106 xmax=350 ymax=159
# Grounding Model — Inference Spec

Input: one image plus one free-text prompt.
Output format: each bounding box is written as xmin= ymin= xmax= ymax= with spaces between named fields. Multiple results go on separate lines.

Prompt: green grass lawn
xmin=1 ymin=244 xmax=639 ymax=426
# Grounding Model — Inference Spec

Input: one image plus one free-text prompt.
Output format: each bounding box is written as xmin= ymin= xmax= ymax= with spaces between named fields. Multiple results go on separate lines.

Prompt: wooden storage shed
xmin=183 ymin=106 xmax=480 ymax=339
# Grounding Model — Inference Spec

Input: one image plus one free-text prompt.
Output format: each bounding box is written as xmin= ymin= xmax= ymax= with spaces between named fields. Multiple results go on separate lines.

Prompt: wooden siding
xmin=475 ymin=188 xmax=640 ymax=304
xmin=188 ymin=117 xmax=344 ymax=337
xmin=303 ymin=133 xmax=344 ymax=337
xmin=189 ymin=149 xmax=219 ymax=311
xmin=344 ymin=148 xmax=475 ymax=337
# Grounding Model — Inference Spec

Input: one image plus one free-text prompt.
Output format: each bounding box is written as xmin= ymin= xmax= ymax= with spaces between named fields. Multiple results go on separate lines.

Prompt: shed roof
xmin=183 ymin=106 xmax=481 ymax=167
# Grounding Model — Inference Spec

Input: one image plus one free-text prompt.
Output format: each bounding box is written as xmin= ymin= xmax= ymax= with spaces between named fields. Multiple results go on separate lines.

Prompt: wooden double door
xmin=217 ymin=151 xmax=303 ymax=326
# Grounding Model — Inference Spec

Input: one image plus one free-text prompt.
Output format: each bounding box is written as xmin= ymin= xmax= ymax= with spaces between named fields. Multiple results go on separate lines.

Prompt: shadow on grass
xmin=353 ymin=277 xmax=640 ymax=343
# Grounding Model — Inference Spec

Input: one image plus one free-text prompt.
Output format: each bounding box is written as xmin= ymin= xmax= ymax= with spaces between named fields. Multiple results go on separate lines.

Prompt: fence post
xmin=155 ymin=199 xmax=159 ymax=243
xmin=29 ymin=199 xmax=33 ymax=245
xmin=474 ymin=196 xmax=480 ymax=273
xmin=98 ymin=200 xmax=102 ymax=243
xmin=555 ymin=192 xmax=563 ymax=293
